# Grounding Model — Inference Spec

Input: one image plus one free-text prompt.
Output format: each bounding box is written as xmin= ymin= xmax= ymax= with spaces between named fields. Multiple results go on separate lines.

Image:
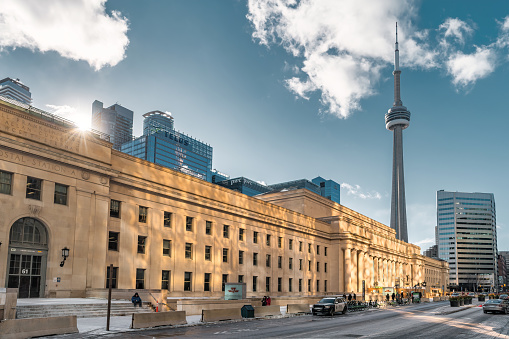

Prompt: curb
xmin=436 ymin=305 xmax=478 ymax=315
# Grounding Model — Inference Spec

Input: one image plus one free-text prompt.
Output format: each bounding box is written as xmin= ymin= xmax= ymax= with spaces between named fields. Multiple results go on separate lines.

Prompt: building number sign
xmin=21 ymin=268 xmax=30 ymax=275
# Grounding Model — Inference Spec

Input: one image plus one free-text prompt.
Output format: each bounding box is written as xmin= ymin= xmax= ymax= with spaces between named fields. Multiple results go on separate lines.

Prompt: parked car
xmin=483 ymin=299 xmax=509 ymax=314
xmin=450 ymin=293 xmax=460 ymax=297
xmin=467 ymin=292 xmax=476 ymax=297
xmin=312 ymin=297 xmax=348 ymax=316
xmin=499 ymin=294 xmax=508 ymax=300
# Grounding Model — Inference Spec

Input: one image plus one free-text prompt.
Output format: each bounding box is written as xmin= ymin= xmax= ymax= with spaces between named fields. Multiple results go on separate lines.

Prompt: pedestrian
xmin=343 ymin=293 xmax=347 ymax=300
xmin=267 ymin=296 xmax=271 ymax=306
xmin=348 ymin=293 xmax=352 ymax=301
xmin=392 ymin=292 xmax=395 ymax=301
xmin=262 ymin=296 xmax=267 ymax=306
xmin=353 ymin=293 xmax=357 ymax=301
xmin=131 ymin=292 xmax=142 ymax=307
xmin=386 ymin=293 xmax=390 ymax=302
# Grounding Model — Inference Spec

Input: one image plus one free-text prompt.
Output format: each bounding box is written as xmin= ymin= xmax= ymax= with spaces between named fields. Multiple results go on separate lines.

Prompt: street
xmin=67 ymin=301 xmax=509 ymax=339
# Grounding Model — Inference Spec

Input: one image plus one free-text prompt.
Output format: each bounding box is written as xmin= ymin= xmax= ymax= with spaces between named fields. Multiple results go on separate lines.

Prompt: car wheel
xmin=312 ymin=312 xmax=316 ymax=316
xmin=342 ymin=307 xmax=348 ymax=314
xmin=329 ymin=308 xmax=334 ymax=316
xmin=483 ymin=310 xmax=487 ymax=314
xmin=505 ymin=308 xmax=508 ymax=315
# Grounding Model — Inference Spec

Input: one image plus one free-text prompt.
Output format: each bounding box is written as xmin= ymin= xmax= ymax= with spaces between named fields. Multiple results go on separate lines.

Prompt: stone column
xmin=352 ymin=249 xmax=358 ymax=293
xmin=358 ymin=250 xmax=364 ymax=293
xmin=344 ymin=247 xmax=352 ymax=293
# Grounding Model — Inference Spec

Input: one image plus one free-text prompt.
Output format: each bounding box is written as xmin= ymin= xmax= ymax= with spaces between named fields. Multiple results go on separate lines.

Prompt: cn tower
xmin=386 ymin=23 xmax=410 ymax=243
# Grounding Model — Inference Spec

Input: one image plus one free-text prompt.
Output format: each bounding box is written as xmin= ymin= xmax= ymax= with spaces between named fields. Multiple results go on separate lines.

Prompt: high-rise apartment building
xmin=121 ymin=110 xmax=212 ymax=181
xmin=0 ymin=78 xmax=32 ymax=104
xmin=436 ymin=190 xmax=497 ymax=291
xmin=92 ymin=100 xmax=133 ymax=150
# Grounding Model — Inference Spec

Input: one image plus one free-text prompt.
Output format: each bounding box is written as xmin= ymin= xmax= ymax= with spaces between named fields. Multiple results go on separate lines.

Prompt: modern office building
xmin=92 ymin=100 xmax=134 ymax=150
xmin=0 ymin=78 xmax=32 ymax=104
xmin=498 ymin=254 xmax=507 ymax=291
xmin=436 ymin=190 xmax=497 ymax=291
xmin=423 ymin=245 xmax=439 ymax=260
xmin=216 ymin=177 xmax=272 ymax=196
xmin=311 ymin=176 xmax=340 ymax=204
xmin=385 ymin=24 xmax=410 ymax=243
xmin=121 ymin=110 xmax=213 ymax=182
xmin=269 ymin=179 xmax=321 ymax=196
xmin=500 ymin=251 xmax=509 ymax=291
xmin=210 ymin=169 xmax=230 ymax=184
xmin=0 ymin=97 xmax=448 ymax=299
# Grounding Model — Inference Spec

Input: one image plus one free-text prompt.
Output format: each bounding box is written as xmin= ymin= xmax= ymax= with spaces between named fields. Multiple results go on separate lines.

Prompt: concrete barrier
xmin=0 ymin=316 xmax=78 ymax=339
xmin=131 ymin=311 xmax=187 ymax=329
xmin=177 ymin=299 xmax=252 ymax=316
xmin=287 ymin=304 xmax=311 ymax=314
xmin=253 ymin=305 xmax=281 ymax=317
xmin=201 ymin=308 xmax=242 ymax=322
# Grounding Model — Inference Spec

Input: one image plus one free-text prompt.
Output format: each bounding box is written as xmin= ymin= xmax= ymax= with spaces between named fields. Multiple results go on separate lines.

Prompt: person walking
xmin=266 ymin=296 xmax=271 ymax=306
xmin=131 ymin=292 xmax=142 ymax=307
xmin=353 ymin=293 xmax=357 ymax=301
xmin=386 ymin=293 xmax=390 ymax=302
xmin=392 ymin=292 xmax=396 ymax=301
xmin=348 ymin=293 xmax=352 ymax=301
xmin=261 ymin=296 xmax=267 ymax=306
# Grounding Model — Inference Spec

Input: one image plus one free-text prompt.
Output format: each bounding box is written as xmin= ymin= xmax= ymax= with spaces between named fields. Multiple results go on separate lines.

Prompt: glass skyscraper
xmin=436 ymin=190 xmax=497 ymax=292
xmin=0 ymin=78 xmax=32 ymax=104
xmin=121 ymin=111 xmax=212 ymax=181
xmin=92 ymin=100 xmax=133 ymax=150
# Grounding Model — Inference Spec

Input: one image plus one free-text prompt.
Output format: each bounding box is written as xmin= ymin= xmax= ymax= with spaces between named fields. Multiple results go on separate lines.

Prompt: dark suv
xmin=312 ymin=297 xmax=348 ymax=316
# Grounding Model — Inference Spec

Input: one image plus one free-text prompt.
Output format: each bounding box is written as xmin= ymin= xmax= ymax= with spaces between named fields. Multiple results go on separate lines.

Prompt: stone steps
xmin=16 ymin=302 xmax=155 ymax=319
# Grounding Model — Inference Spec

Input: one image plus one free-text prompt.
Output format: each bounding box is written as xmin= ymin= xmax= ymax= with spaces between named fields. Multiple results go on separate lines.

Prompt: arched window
xmin=9 ymin=217 xmax=48 ymax=247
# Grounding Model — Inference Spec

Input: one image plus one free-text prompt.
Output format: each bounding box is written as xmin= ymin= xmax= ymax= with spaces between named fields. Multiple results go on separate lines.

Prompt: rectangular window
xmin=204 ymin=273 xmax=211 ymax=292
xmin=137 ymin=236 xmax=146 ymax=254
xmin=110 ymin=200 xmax=121 ymax=218
xmin=162 ymin=270 xmax=170 ymax=290
xmin=0 ymin=171 xmax=13 ymax=195
xmin=278 ymin=256 xmax=282 ymax=269
xmin=164 ymin=212 xmax=172 ymax=228
xmin=163 ymin=239 xmax=171 ymax=257
xmin=317 ymin=280 xmax=320 ymax=292
xmin=278 ymin=237 xmax=282 ymax=248
xmin=205 ymin=245 xmax=212 ymax=261
xmin=26 ymin=177 xmax=42 ymax=200
xmin=289 ymin=278 xmax=293 ymax=292
xmin=186 ymin=216 xmax=193 ymax=232
xmin=222 ymin=274 xmax=228 ymax=291
xmin=239 ymin=228 xmax=244 ymax=241
xmin=239 ymin=250 xmax=244 ymax=264
xmin=299 ymin=259 xmax=303 ymax=270
xmin=266 ymin=254 xmax=271 ymax=267
xmin=253 ymin=276 xmax=257 ymax=292
xmin=185 ymin=243 xmax=192 ymax=259
xmin=317 ymin=245 xmax=320 ymax=255
xmin=299 ymin=241 xmax=303 ymax=252
xmin=308 ymin=243 xmax=311 ymax=253
xmin=266 ymin=234 xmax=271 ymax=246
xmin=54 ymin=183 xmax=68 ymax=205
xmin=324 ymin=280 xmax=327 ymax=292
xmin=139 ymin=206 xmax=148 ymax=223
xmin=317 ymin=262 xmax=320 ymax=272
xmin=266 ymin=277 xmax=271 ymax=292
xmin=278 ymin=277 xmax=282 ymax=292
xmin=253 ymin=231 xmax=258 ymax=243
xmin=136 ymin=268 xmax=145 ymax=289
xmin=289 ymin=239 xmax=293 ymax=250
xmin=205 ymin=220 xmax=212 ymax=235
xmin=299 ymin=279 xmax=302 ymax=292
xmin=238 ymin=275 xmax=244 ymax=283
xmin=308 ymin=260 xmax=311 ymax=271
xmin=324 ymin=247 xmax=328 ymax=256
xmin=184 ymin=272 xmax=192 ymax=291
xmin=308 ymin=279 xmax=311 ymax=292
xmin=253 ymin=252 xmax=258 ymax=266
xmin=106 ymin=266 xmax=118 ymax=288
xmin=324 ymin=263 xmax=327 ymax=273
xmin=222 ymin=248 xmax=229 ymax=263
xmin=223 ymin=225 xmax=229 ymax=238
xmin=289 ymin=257 xmax=293 ymax=270
xmin=108 ymin=231 xmax=119 ymax=251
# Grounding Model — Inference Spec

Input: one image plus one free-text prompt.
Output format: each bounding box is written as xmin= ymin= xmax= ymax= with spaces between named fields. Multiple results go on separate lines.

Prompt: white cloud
xmin=0 ymin=0 xmax=129 ymax=70
xmin=415 ymin=237 xmax=435 ymax=248
xmin=439 ymin=18 xmax=473 ymax=47
xmin=341 ymin=182 xmax=381 ymax=200
xmin=446 ymin=47 xmax=496 ymax=88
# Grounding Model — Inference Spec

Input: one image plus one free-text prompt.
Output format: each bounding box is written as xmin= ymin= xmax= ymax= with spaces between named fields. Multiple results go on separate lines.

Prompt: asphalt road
xmin=65 ymin=302 xmax=509 ymax=338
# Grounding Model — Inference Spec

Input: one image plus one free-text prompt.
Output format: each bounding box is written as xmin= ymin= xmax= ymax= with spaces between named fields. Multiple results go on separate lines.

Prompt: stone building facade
xmin=0 ymin=98 xmax=448 ymax=299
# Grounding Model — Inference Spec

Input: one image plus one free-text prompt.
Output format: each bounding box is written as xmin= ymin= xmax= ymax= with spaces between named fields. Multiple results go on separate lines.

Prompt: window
xmin=308 ymin=260 xmax=311 ymax=271
xmin=299 ymin=241 xmax=303 ymax=252
xmin=266 ymin=254 xmax=271 ymax=267
xmin=223 ymin=225 xmax=229 ymax=238
xmin=163 ymin=239 xmax=171 ymax=257
xmin=204 ymin=273 xmax=211 ymax=292
xmin=185 ymin=243 xmax=192 ymax=259
xmin=253 ymin=231 xmax=258 ymax=243
xmin=316 ymin=262 xmax=320 ymax=272
xmin=26 ymin=177 xmax=42 ymax=200
xmin=325 ymin=280 xmax=327 ymax=292
xmin=325 ymin=263 xmax=327 ymax=273
xmin=289 ymin=278 xmax=293 ymax=292
xmin=289 ymin=239 xmax=293 ymax=250
xmin=253 ymin=276 xmax=257 ymax=292
xmin=317 ymin=280 xmax=320 ymax=292
xmin=137 ymin=236 xmax=146 ymax=254
xmin=253 ymin=253 xmax=258 ymax=266
xmin=278 ymin=256 xmax=282 ymax=269
xmin=186 ymin=216 xmax=193 ymax=232
xmin=108 ymin=232 xmax=119 ymax=251
xmin=317 ymin=245 xmax=320 ymax=255
xmin=139 ymin=206 xmax=148 ymax=223
xmin=278 ymin=277 xmax=282 ymax=292
xmin=164 ymin=212 xmax=172 ymax=228
xmin=239 ymin=228 xmax=244 ymax=241
xmin=239 ymin=251 xmax=244 ymax=264
xmin=106 ymin=266 xmax=118 ymax=288
xmin=308 ymin=279 xmax=311 ymax=292
xmin=0 ymin=171 xmax=13 ymax=195
xmin=205 ymin=246 xmax=212 ymax=261
xmin=238 ymin=275 xmax=244 ymax=283
xmin=308 ymin=243 xmax=311 ymax=253
xmin=324 ymin=247 xmax=328 ymax=256
xmin=222 ymin=248 xmax=229 ymax=263
xmin=266 ymin=234 xmax=271 ymax=246
xmin=266 ymin=277 xmax=271 ymax=292
xmin=110 ymin=200 xmax=121 ymax=218
xmin=289 ymin=257 xmax=293 ymax=270
xmin=162 ymin=270 xmax=170 ymax=290
xmin=278 ymin=237 xmax=282 ymax=248
xmin=299 ymin=259 xmax=303 ymax=270
xmin=205 ymin=221 xmax=212 ymax=235
xmin=222 ymin=274 xmax=228 ymax=291
xmin=184 ymin=272 xmax=192 ymax=291
xmin=54 ymin=183 xmax=68 ymax=205
xmin=136 ymin=268 xmax=145 ymax=289
xmin=299 ymin=279 xmax=302 ymax=292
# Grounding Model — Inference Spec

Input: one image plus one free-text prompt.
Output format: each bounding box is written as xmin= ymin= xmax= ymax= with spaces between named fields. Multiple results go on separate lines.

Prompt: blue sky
xmin=1 ymin=0 xmax=508 ymax=251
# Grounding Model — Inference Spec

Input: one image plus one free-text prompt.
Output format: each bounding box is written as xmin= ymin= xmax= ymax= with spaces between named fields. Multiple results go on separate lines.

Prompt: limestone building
xmin=0 ymin=97 xmax=448 ymax=299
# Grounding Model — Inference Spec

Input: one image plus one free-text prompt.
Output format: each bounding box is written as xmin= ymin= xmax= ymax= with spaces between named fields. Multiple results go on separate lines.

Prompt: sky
xmin=0 ymin=0 xmax=508 ymax=251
